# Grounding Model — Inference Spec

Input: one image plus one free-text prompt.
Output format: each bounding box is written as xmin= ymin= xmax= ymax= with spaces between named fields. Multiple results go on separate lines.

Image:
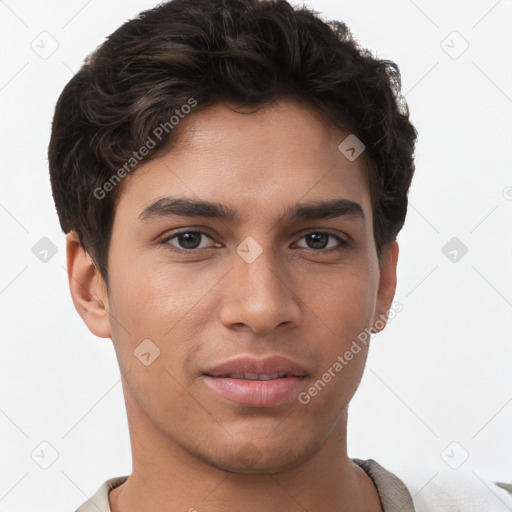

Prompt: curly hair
xmin=48 ymin=0 xmax=417 ymax=285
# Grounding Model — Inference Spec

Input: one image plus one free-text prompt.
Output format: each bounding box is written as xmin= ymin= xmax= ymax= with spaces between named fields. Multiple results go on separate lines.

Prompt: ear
xmin=66 ymin=231 xmax=111 ymax=338
xmin=371 ymin=239 xmax=399 ymax=334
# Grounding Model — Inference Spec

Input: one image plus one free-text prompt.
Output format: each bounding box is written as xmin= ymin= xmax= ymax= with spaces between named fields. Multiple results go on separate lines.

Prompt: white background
xmin=0 ymin=0 xmax=511 ymax=510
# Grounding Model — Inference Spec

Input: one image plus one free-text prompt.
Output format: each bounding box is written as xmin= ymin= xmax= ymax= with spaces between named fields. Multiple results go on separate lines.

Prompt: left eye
xmin=294 ymin=232 xmax=347 ymax=251
xmin=161 ymin=230 xmax=347 ymax=252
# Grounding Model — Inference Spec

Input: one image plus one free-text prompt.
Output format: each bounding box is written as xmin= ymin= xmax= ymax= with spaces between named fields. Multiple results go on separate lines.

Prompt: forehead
xmin=114 ymin=98 xmax=372 ymax=221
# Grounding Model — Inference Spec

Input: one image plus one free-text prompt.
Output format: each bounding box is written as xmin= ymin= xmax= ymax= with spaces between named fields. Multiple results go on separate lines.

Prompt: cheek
xmin=296 ymin=268 xmax=378 ymax=410
xmin=308 ymin=264 xmax=378 ymax=339
xmin=106 ymin=257 xmax=215 ymax=393
xmin=108 ymin=255 xmax=204 ymax=336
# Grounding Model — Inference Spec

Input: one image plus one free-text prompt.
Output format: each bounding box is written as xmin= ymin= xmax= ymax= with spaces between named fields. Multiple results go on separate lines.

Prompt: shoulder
xmin=395 ymin=467 xmax=512 ymax=512
xmin=354 ymin=458 xmax=512 ymax=512
xmin=75 ymin=475 xmax=129 ymax=512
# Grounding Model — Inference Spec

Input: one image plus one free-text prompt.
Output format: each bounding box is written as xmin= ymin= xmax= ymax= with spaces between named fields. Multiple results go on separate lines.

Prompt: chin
xmin=202 ymin=439 xmax=313 ymax=475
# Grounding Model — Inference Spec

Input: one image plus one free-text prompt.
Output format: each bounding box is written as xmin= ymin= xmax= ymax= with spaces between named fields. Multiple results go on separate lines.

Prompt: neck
xmin=110 ymin=386 xmax=382 ymax=512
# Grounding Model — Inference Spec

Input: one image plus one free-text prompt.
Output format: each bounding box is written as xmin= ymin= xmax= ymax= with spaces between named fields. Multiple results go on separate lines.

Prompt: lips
xmin=218 ymin=372 xmax=288 ymax=380
xmin=204 ymin=355 xmax=308 ymax=378
xmin=203 ymin=355 xmax=308 ymax=407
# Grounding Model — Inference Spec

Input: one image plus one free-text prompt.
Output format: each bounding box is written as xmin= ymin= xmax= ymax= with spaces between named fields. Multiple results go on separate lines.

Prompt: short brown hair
xmin=48 ymin=0 xmax=417 ymax=285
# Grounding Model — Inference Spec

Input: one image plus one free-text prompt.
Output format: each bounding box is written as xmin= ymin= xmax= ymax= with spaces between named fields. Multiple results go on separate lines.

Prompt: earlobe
xmin=66 ymin=231 xmax=112 ymax=339
xmin=371 ymin=240 xmax=399 ymax=334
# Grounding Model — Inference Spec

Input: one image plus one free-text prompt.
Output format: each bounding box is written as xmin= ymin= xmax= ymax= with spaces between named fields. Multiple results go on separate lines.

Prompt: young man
xmin=48 ymin=0 xmax=512 ymax=511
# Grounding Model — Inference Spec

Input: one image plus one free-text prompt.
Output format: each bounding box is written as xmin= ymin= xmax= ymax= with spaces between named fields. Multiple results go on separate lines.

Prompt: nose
xmin=218 ymin=245 xmax=302 ymax=334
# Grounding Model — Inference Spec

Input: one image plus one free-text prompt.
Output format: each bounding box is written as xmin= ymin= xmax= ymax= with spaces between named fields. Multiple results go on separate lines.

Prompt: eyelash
xmin=159 ymin=230 xmax=349 ymax=254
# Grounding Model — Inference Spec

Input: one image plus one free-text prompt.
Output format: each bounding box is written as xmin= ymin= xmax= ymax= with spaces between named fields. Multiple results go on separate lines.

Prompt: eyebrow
xmin=138 ymin=196 xmax=365 ymax=223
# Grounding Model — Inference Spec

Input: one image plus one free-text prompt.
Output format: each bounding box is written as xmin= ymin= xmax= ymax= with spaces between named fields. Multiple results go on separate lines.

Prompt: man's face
xmin=100 ymin=99 xmax=395 ymax=473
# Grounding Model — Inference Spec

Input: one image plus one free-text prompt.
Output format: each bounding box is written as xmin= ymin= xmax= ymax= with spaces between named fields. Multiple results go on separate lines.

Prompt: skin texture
xmin=67 ymin=98 xmax=399 ymax=512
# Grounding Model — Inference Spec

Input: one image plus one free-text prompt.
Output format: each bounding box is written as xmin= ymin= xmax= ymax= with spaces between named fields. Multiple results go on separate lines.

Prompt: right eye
xmin=160 ymin=230 xmax=220 ymax=252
